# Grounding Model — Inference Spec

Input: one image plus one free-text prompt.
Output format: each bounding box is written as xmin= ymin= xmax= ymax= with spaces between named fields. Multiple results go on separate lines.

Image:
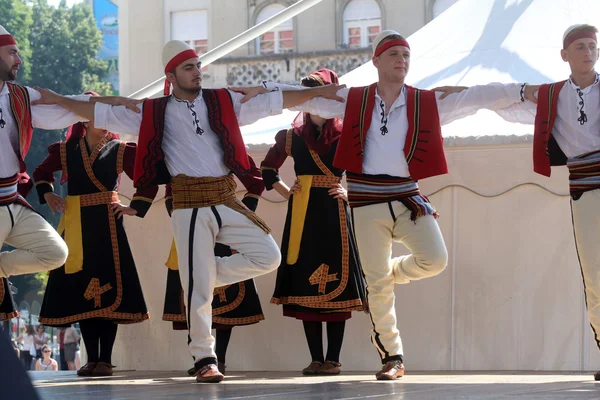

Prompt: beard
xmin=174 ymin=76 xmax=202 ymax=95
xmin=0 ymin=59 xmax=17 ymax=81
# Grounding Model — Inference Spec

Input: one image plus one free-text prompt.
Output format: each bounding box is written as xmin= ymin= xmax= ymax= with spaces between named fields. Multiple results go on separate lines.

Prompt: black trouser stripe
xmin=186 ymin=208 xmax=199 ymax=356
xmin=571 ymin=201 xmax=600 ymax=351
xmin=351 ymin=205 xmax=390 ymax=362
xmin=211 ymin=206 xmax=222 ymax=229
xmin=6 ymin=206 xmax=14 ymax=228
xmin=388 ymin=201 xmax=397 ymax=222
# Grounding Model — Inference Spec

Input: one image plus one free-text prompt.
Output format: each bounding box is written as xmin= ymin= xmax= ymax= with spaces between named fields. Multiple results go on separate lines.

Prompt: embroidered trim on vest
xmin=203 ymin=89 xmax=248 ymax=175
xmin=358 ymin=86 xmax=370 ymax=154
xmin=406 ymin=89 xmax=421 ymax=164
xmin=547 ymin=83 xmax=558 ymax=131
xmin=138 ymin=97 xmax=169 ymax=188
xmin=7 ymin=83 xmax=32 ymax=161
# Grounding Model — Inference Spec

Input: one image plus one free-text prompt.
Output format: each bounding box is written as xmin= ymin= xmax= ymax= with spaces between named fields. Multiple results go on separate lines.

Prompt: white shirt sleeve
xmin=493 ymin=97 xmax=538 ymax=125
xmin=229 ymin=89 xmax=284 ymax=126
xmin=436 ymin=83 xmax=525 ymax=125
xmin=94 ymin=102 xmax=143 ymax=135
xmin=262 ymin=81 xmax=348 ymax=120
xmin=27 ymin=87 xmax=91 ymax=130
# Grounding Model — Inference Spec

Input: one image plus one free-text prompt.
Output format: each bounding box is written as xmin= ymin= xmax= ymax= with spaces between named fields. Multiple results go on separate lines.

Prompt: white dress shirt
xmin=266 ymin=82 xmax=522 ymax=177
xmin=94 ymin=89 xmax=283 ymax=178
xmin=496 ymin=74 xmax=600 ymax=158
xmin=0 ymin=84 xmax=89 ymax=179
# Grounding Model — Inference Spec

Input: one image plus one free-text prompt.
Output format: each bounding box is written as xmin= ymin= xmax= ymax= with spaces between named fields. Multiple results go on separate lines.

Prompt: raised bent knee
xmin=416 ymin=245 xmax=448 ymax=277
xmin=252 ymin=235 xmax=281 ymax=273
xmin=263 ymin=238 xmax=281 ymax=272
xmin=39 ymin=239 xmax=69 ymax=271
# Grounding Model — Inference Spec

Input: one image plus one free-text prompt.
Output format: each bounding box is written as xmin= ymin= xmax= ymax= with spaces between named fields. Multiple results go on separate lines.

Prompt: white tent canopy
xmin=242 ymin=0 xmax=600 ymax=145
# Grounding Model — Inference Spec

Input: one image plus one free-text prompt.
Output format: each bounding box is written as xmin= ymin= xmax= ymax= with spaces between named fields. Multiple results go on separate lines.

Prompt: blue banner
xmin=93 ymin=0 xmax=119 ymax=94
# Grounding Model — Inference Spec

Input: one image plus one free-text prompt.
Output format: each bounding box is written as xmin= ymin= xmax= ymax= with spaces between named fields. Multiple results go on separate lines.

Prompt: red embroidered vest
xmin=134 ymin=89 xmax=252 ymax=188
xmin=533 ymin=81 xmax=568 ymax=177
xmin=6 ymin=83 xmax=33 ymax=173
xmin=333 ymin=83 xmax=447 ymax=181
xmin=6 ymin=83 xmax=33 ymax=196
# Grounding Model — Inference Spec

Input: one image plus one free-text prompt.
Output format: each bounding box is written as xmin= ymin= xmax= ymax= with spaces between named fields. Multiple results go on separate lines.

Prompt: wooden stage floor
xmin=30 ymin=370 xmax=600 ymax=399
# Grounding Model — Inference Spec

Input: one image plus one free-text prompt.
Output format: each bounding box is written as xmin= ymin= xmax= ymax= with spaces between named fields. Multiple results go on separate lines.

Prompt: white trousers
xmin=352 ymin=201 xmax=448 ymax=363
xmin=571 ymin=189 xmax=600 ymax=352
xmin=0 ymin=203 xmax=68 ymax=278
xmin=171 ymin=205 xmax=280 ymax=364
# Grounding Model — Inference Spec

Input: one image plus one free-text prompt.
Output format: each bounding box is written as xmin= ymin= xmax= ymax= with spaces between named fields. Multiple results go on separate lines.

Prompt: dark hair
xmin=26 ymin=325 xmax=34 ymax=335
xmin=300 ymin=75 xmax=324 ymax=88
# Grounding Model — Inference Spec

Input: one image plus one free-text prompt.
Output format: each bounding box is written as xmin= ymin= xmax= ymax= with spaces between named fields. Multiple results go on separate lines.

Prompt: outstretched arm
xmin=230 ymin=82 xmax=348 ymax=120
xmin=32 ymin=87 xmax=144 ymax=134
xmin=28 ymin=88 xmax=90 ymax=130
xmin=433 ymin=83 xmax=538 ymax=125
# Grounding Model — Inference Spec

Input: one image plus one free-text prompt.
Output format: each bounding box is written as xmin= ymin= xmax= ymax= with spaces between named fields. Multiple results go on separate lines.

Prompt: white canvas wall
xmin=109 ymin=144 xmax=598 ymax=372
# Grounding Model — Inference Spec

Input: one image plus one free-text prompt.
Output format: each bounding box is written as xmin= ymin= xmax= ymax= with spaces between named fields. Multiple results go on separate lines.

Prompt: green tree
xmin=0 ymin=0 xmax=32 ymax=83
xmin=25 ymin=0 xmax=112 ymax=223
xmin=1 ymin=0 xmax=113 ymax=305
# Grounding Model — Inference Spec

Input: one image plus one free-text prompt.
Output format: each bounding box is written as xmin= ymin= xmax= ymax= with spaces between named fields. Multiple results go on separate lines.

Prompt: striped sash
xmin=567 ymin=150 xmax=600 ymax=198
xmin=0 ymin=175 xmax=19 ymax=206
xmin=347 ymin=173 xmax=437 ymax=220
xmin=171 ymin=174 xmax=270 ymax=234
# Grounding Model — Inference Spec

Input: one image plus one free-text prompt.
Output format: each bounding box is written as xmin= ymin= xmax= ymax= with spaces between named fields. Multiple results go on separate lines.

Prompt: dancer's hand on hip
xmin=289 ymin=179 xmax=302 ymax=197
xmin=44 ymin=193 xmax=64 ymax=214
xmin=328 ymin=183 xmax=348 ymax=202
xmin=111 ymin=202 xmax=137 ymax=218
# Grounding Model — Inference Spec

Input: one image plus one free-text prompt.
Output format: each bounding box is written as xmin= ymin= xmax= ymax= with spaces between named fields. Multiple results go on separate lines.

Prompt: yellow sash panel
xmin=58 ymin=196 xmax=83 ymax=274
xmin=57 ymin=191 xmax=119 ymax=274
xmin=166 ymin=239 xmax=179 ymax=271
xmin=286 ymin=175 xmax=313 ymax=265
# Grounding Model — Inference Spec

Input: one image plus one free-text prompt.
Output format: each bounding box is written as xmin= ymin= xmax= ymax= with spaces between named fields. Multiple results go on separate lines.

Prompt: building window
xmin=185 ymin=39 xmax=208 ymax=55
xmin=256 ymin=3 xmax=294 ymax=55
xmin=432 ymin=0 xmax=459 ymax=19
xmin=342 ymin=0 xmax=382 ymax=49
xmin=171 ymin=10 xmax=209 ymax=55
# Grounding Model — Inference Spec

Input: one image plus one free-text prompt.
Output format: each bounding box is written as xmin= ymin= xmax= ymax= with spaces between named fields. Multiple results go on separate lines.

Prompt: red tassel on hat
xmin=164 ymin=79 xmax=171 ymax=96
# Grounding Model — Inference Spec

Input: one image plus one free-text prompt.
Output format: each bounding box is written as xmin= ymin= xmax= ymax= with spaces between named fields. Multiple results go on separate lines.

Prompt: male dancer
xmin=0 ymin=23 xmax=136 ymax=395
xmin=0 ymin=24 xmax=140 ymax=321
xmin=32 ymin=40 xmax=345 ymax=382
xmin=0 ymin=24 xmax=140 ymax=280
xmin=440 ymin=23 xmax=600 ymax=381
xmin=237 ymin=29 xmax=529 ymax=380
